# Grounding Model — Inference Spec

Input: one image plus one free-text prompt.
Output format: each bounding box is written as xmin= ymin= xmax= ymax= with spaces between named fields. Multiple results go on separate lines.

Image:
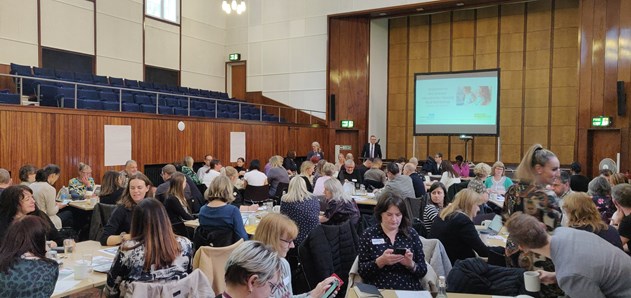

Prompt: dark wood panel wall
xmin=387 ymin=0 xmax=581 ymax=165
xmin=328 ymin=17 xmax=370 ymax=158
xmin=0 ymin=106 xmax=328 ymax=189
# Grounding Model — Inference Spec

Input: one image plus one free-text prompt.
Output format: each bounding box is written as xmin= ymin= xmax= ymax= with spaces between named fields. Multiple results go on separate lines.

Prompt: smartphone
xmin=393 ymin=247 xmax=407 ymax=255
xmin=322 ymin=278 xmax=340 ymax=298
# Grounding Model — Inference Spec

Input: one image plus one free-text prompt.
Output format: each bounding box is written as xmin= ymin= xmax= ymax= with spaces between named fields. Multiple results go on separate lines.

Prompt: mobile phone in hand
xmin=393 ymin=247 xmax=407 ymax=255
xmin=322 ymin=278 xmax=340 ymax=298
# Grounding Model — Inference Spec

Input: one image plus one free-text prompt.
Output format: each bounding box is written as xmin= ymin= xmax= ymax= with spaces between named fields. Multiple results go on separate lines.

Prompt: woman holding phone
xmin=358 ymin=190 xmax=427 ymax=290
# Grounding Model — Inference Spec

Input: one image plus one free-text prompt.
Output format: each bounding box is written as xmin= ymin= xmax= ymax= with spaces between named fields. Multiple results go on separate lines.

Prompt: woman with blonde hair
xmin=280 ymin=176 xmax=320 ymax=246
xmin=563 ymin=192 xmax=622 ymax=249
xmin=198 ymin=175 xmax=248 ymax=241
xmin=299 ymin=161 xmax=315 ymax=192
xmin=254 ymin=213 xmax=338 ymax=297
xmin=182 ymin=156 xmax=202 ymax=185
xmin=320 ymin=178 xmax=360 ymax=225
xmin=484 ymin=161 xmax=513 ymax=195
xmin=610 ymin=172 xmax=628 ymax=186
xmin=312 ymin=162 xmax=335 ymax=196
xmin=223 ymin=166 xmax=244 ymax=206
xmin=164 ymin=172 xmax=194 ymax=236
xmin=267 ymin=155 xmax=290 ymax=197
xmin=306 ymin=141 xmax=324 ymax=161
xmin=429 ymin=189 xmax=488 ymax=265
xmin=501 ymin=144 xmax=562 ymax=297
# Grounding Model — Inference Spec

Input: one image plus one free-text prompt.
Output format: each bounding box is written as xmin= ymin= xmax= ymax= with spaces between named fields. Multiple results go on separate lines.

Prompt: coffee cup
xmin=74 ymin=260 xmax=91 ymax=280
xmin=524 ymin=271 xmax=541 ymax=292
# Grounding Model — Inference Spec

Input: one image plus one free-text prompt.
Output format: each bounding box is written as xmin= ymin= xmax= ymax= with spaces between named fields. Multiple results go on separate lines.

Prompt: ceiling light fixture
xmin=222 ymin=0 xmax=246 ymax=14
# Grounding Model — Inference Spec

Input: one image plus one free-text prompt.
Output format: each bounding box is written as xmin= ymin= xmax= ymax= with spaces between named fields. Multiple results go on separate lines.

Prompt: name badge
xmin=371 ymin=239 xmax=385 ymax=245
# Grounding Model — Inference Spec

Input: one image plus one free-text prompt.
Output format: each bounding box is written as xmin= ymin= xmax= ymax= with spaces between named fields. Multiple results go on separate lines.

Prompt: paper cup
xmin=74 ymin=260 xmax=91 ymax=280
xmin=524 ymin=271 xmax=540 ymax=292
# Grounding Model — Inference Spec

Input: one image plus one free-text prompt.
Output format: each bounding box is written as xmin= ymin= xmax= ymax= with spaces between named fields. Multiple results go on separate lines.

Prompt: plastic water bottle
xmin=59 ymin=186 xmax=70 ymax=201
xmin=436 ymin=275 xmax=447 ymax=298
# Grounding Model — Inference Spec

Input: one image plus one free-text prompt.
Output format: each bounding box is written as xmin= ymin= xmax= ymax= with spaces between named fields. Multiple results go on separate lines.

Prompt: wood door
xmin=335 ymin=130 xmax=359 ymax=161
xmin=587 ymin=129 xmax=621 ymax=178
xmin=231 ymin=63 xmax=246 ymax=100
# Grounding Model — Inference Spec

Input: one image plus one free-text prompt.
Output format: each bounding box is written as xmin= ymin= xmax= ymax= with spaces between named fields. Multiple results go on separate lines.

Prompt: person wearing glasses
xmin=254 ymin=213 xmax=339 ymax=297
xmin=68 ymin=162 xmax=95 ymax=199
xmin=221 ymin=241 xmax=282 ymax=298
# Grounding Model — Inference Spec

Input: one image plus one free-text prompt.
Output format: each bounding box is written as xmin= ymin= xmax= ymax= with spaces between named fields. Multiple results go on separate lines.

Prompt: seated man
xmin=155 ymin=164 xmax=204 ymax=213
xmin=506 ymin=213 xmax=631 ymax=298
xmin=384 ymin=163 xmax=416 ymax=199
xmin=337 ymin=159 xmax=364 ymax=185
xmin=403 ymin=162 xmax=426 ymax=198
xmin=612 ymin=183 xmax=631 ymax=251
xmin=119 ymin=160 xmax=139 ymax=187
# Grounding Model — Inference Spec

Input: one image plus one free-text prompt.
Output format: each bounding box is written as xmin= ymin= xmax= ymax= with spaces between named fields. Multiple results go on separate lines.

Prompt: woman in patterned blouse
xmin=105 ymin=198 xmax=193 ymax=297
xmin=358 ymin=190 xmax=427 ymax=290
xmin=422 ymin=182 xmax=447 ymax=235
xmin=502 ymin=143 xmax=563 ymax=297
xmin=280 ymin=176 xmax=320 ymax=246
xmin=182 ymin=156 xmax=202 ymax=185
xmin=68 ymin=162 xmax=95 ymax=199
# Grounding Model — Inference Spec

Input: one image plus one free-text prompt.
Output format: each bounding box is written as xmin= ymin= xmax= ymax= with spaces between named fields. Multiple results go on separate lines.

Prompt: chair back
xmin=192 ymin=225 xmax=241 ymax=251
xmin=405 ymin=197 xmax=422 ymax=219
xmin=363 ymin=179 xmax=384 ymax=191
xmin=193 ymin=239 xmax=245 ymax=295
xmin=121 ymin=269 xmax=214 ymax=298
xmin=243 ymin=185 xmax=270 ymax=204
xmin=88 ymin=203 xmax=117 ymax=241
xmin=446 ymin=180 xmax=469 ymax=204
xmin=271 ymin=182 xmax=289 ymax=204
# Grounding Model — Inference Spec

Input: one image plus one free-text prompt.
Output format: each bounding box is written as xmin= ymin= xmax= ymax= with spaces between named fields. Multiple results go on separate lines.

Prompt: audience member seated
xmin=467 ymin=163 xmax=495 ymax=215
xmin=0 ymin=185 xmax=63 ymax=246
xmin=298 ymin=161 xmax=315 ymax=193
xmin=484 ymin=161 xmax=513 ymax=196
xmin=220 ymin=241 xmax=282 ymax=298
xmin=68 ymin=162 xmax=95 ymax=199
xmin=427 ymin=152 xmax=444 ymax=175
xmin=104 ymin=198 xmax=193 ymax=297
xmin=280 ymin=177 xmax=320 ymax=246
xmin=234 ymin=157 xmax=246 ymax=178
xmin=198 ymin=175 xmax=248 ymax=241
xmin=453 ymin=155 xmax=469 ymax=178
xmin=99 ymin=170 xmax=124 ymax=205
xmin=224 ymin=166 xmax=244 ymax=206
xmin=422 ymin=182 xmax=447 ymax=235
xmin=430 ymin=189 xmax=488 ymax=265
xmin=312 ymin=159 xmax=328 ymax=185
xmin=202 ymin=159 xmax=222 ymax=187
xmin=588 ymin=176 xmax=615 ymax=224
xmin=182 ymin=155 xmax=202 ymax=185
xmin=155 ymin=164 xmax=203 ymax=213
xmin=337 ymin=159 xmax=364 ymax=185
xmin=0 ymin=215 xmax=59 ymax=297
xmin=320 ymin=178 xmax=360 ymax=226
xmin=358 ymin=191 xmax=427 ymax=290
xmin=356 ymin=159 xmax=372 ymax=175
xmin=164 ymin=173 xmax=195 ymax=237
xmin=254 ymin=213 xmax=338 ymax=297
xmin=502 ymin=144 xmax=562 ymax=297
xmin=283 ymin=150 xmax=298 ymax=175
xmin=267 ymin=155 xmax=290 ymax=197
xmin=0 ymin=169 xmax=10 ymax=196
xmin=30 ymin=164 xmax=71 ymax=230
xmin=611 ymin=183 xmax=631 ymax=251
xmin=312 ymin=162 xmax=335 ymax=196
xmin=196 ymin=154 xmax=213 ymax=181
xmin=243 ymin=159 xmax=268 ymax=187
xmin=505 ymin=213 xmax=631 ymax=298
xmin=306 ymin=141 xmax=324 ymax=161
xmin=403 ymin=162 xmax=426 ymax=198
xmin=569 ymin=162 xmax=589 ymax=192
xmin=18 ymin=164 xmax=37 ymax=186
xmin=120 ymin=159 xmax=139 ymax=187
xmin=563 ymin=192 xmax=622 ymax=249
xmin=334 ymin=153 xmax=346 ymax=173
xmin=363 ymin=158 xmax=386 ymax=190
xmin=610 ymin=172 xmax=628 ymax=186
xmin=100 ymin=173 xmax=152 ymax=246
xmin=384 ymin=162 xmax=416 ymax=200
xmin=439 ymin=160 xmax=461 ymax=190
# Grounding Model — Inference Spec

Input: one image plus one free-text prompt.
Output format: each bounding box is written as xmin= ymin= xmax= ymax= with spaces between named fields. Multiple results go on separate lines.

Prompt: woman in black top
xmin=430 ymin=188 xmax=488 ymax=265
xmin=164 ymin=172 xmax=194 ymax=236
xmin=99 ymin=171 xmax=124 ymax=205
xmin=283 ymin=150 xmax=298 ymax=175
xmin=0 ymin=185 xmax=63 ymax=247
xmin=100 ymin=173 xmax=151 ymax=246
xmin=234 ymin=157 xmax=246 ymax=178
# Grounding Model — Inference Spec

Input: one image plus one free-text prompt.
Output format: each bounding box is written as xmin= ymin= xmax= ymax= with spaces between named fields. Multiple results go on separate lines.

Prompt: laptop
xmin=479 ymin=214 xmax=503 ymax=235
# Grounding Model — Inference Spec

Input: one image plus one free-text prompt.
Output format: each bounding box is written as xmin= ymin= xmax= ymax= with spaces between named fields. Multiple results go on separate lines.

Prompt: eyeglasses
xmin=268 ymin=281 xmax=282 ymax=294
xmin=280 ymin=238 xmax=294 ymax=245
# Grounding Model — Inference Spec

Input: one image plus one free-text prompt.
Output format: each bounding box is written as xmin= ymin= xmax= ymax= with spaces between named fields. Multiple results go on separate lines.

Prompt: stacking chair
xmin=88 ymin=203 xmax=117 ymax=241
xmin=193 ymin=239 xmax=244 ymax=295
xmin=121 ymin=269 xmax=213 ymax=298
xmin=271 ymin=182 xmax=289 ymax=205
xmin=243 ymin=185 xmax=270 ymax=205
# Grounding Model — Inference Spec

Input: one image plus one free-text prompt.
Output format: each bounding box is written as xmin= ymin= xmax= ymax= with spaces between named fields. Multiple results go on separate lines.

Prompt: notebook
xmin=479 ymin=214 xmax=503 ymax=235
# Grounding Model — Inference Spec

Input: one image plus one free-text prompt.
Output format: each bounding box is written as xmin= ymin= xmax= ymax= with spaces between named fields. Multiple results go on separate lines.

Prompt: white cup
xmin=272 ymin=205 xmax=281 ymax=213
xmin=481 ymin=220 xmax=492 ymax=228
xmin=89 ymin=197 xmax=98 ymax=205
xmin=74 ymin=260 xmax=91 ymax=280
xmin=524 ymin=271 xmax=541 ymax=292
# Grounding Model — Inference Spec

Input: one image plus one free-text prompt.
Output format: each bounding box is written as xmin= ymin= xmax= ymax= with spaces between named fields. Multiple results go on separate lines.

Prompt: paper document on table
xmin=53 ymin=280 xmax=82 ymax=296
xmin=394 ymin=290 xmax=432 ymax=298
xmin=486 ymin=235 xmax=507 ymax=242
xmin=92 ymin=255 xmax=113 ymax=273
xmin=99 ymin=247 xmax=119 ymax=256
xmin=353 ymin=196 xmax=369 ymax=201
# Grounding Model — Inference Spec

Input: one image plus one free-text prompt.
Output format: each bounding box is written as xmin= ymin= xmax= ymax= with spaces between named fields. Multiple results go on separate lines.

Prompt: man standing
xmin=506 ymin=213 xmax=631 ymax=298
xmin=361 ymin=135 xmax=382 ymax=159
xmin=196 ymin=154 xmax=213 ymax=181
xmin=403 ymin=163 xmax=426 ymax=198
xmin=120 ymin=160 xmax=138 ymax=187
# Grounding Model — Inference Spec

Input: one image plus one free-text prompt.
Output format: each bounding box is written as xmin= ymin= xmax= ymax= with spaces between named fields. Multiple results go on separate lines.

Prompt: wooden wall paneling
xmin=387 ymin=17 xmax=409 ymax=159
xmin=590 ymin=0 xmax=607 ymax=116
xmin=408 ymin=15 xmax=430 ymax=159
xmin=604 ymin=0 xmax=621 ymax=118
xmin=576 ymin=0 xmax=595 ymax=169
xmin=619 ymin=0 xmax=631 ymax=172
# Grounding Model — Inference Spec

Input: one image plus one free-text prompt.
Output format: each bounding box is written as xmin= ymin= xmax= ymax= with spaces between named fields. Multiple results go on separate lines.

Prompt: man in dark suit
xmin=404 ymin=163 xmax=426 ymax=198
xmin=361 ymin=135 xmax=382 ymax=159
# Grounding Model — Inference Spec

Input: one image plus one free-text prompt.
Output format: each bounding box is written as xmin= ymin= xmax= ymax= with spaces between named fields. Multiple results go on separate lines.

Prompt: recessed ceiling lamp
xmin=222 ymin=0 xmax=246 ymax=14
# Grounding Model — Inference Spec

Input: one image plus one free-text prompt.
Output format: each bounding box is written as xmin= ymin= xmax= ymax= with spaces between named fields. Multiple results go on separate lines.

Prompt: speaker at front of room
xmin=330 ymin=94 xmax=336 ymax=121
xmin=618 ymin=81 xmax=626 ymax=116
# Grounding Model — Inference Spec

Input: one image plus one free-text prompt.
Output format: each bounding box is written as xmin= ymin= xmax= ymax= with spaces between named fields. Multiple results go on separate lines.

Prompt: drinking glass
xmin=63 ymin=239 xmax=76 ymax=255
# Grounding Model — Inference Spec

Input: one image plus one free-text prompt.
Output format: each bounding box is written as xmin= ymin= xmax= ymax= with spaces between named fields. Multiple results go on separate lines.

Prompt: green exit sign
xmin=340 ymin=120 xmax=354 ymax=128
xmin=228 ymin=53 xmax=241 ymax=61
xmin=592 ymin=116 xmax=612 ymax=127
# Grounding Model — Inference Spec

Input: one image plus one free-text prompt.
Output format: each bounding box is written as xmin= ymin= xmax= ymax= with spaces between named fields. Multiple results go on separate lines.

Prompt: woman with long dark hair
xmin=30 ymin=164 xmax=70 ymax=230
xmin=0 ymin=215 xmax=59 ymax=297
xmin=439 ymin=160 xmax=461 ymax=190
xmin=100 ymin=173 xmax=152 ymax=246
xmin=104 ymin=198 xmax=193 ymax=297
xmin=422 ymin=182 xmax=447 ymax=234
xmin=164 ymin=172 xmax=194 ymax=236
xmin=99 ymin=171 xmax=124 ymax=205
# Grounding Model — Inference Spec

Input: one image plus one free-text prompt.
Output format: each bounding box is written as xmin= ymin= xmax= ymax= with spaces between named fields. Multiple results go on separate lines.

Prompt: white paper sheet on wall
xmin=104 ymin=125 xmax=132 ymax=166
xmin=230 ymin=132 xmax=246 ymax=163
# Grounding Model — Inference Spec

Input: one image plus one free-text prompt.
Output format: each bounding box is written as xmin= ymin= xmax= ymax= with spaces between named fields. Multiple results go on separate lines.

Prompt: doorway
xmin=226 ymin=62 xmax=246 ymax=99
